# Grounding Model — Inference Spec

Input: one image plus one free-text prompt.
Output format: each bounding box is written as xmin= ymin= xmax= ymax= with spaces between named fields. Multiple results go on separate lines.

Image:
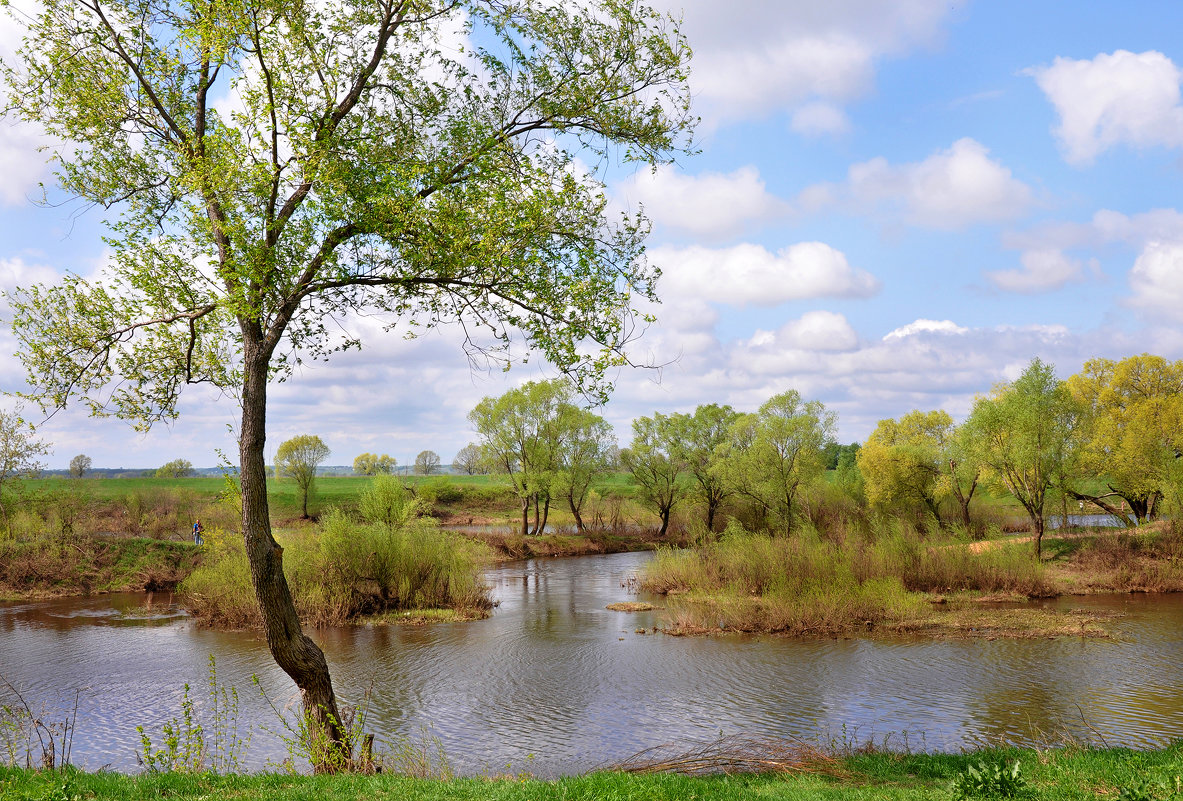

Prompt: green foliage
xmin=1067 ymin=353 xmax=1183 ymax=523
xmin=412 ymin=477 xmax=463 ymax=507
xmin=858 ymin=410 xmax=953 ymax=519
xmin=621 ymin=413 xmax=686 ymax=536
xmin=470 ymin=380 xmax=586 ymax=534
xmin=136 ymin=683 xmax=205 ymax=773
xmin=155 ymin=459 xmax=194 ymax=479
xmin=181 ymin=508 xmax=492 ymax=627
xmin=352 ymin=453 xmax=395 ymax=477
xmin=962 ymin=359 xmax=1080 ymax=552
xmin=276 ymin=435 xmax=331 ymax=518
xmin=0 ymin=409 xmax=48 ymax=524
xmin=452 ymin=444 xmax=483 ymax=476
xmin=951 ymin=759 xmax=1026 ymax=800
xmin=665 ymin=404 xmax=738 ymax=530
xmin=358 ymin=476 xmax=422 ymax=530
xmin=717 ymin=390 xmax=836 ymax=535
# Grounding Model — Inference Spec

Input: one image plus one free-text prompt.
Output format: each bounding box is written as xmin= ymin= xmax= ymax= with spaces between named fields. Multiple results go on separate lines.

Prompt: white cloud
xmin=652 ymin=0 xmax=962 ymax=128
xmin=986 ymin=249 xmax=1082 ymax=293
xmin=1027 ymin=50 xmax=1183 ymax=165
xmin=828 ymin=138 xmax=1033 ymax=229
xmin=0 ymin=3 xmax=53 ymax=206
xmin=1128 ymin=240 xmax=1183 ymax=319
xmin=0 ymin=256 xmax=59 ymax=293
xmin=764 ymin=310 xmax=859 ymax=352
xmin=651 ymin=242 xmax=881 ymax=307
xmin=882 ymin=319 xmax=968 ymax=340
xmin=790 ymin=102 xmax=852 ymax=137
xmin=616 ymin=165 xmax=789 ymax=239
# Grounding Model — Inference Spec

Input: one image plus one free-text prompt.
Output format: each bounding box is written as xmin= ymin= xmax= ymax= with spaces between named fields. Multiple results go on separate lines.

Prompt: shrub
xmin=181 ymin=507 xmax=492 ymax=627
xmin=416 ymin=477 xmax=463 ymax=506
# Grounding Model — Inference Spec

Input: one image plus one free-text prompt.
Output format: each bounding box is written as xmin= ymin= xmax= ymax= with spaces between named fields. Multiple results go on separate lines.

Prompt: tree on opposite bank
xmin=2 ymin=0 xmax=692 ymax=769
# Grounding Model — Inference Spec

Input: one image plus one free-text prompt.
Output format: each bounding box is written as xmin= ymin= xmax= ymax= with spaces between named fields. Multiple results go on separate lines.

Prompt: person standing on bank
xmin=193 ymin=519 xmax=204 ymax=546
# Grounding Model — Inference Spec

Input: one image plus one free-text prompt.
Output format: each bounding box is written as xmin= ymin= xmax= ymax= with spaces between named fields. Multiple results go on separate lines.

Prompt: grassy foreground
xmin=3 ymin=745 xmax=1182 ymax=800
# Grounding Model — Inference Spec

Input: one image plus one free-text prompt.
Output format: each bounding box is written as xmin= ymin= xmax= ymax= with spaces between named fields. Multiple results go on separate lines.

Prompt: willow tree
xmin=962 ymin=359 xmax=1080 ymax=558
xmin=720 ymin=390 xmax=835 ymax=536
xmin=2 ymin=0 xmax=692 ymax=766
xmin=1066 ymin=353 xmax=1183 ymax=525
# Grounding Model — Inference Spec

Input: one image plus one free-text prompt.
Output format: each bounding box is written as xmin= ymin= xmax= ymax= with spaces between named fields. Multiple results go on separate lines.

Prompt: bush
xmin=181 ymin=505 xmax=492 ymax=627
xmin=641 ymin=519 xmax=1055 ymax=634
xmin=415 ymin=477 xmax=463 ymax=506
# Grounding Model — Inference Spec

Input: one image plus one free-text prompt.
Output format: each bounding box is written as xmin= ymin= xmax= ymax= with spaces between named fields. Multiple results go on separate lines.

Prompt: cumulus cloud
xmin=650 ymin=0 xmax=962 ymax=128
xmin=1128 ymin=240 xmax=1183 ymax=319
xmin=882 ymin=319 xmax=968 ymax=340
xmin=999 ymin=207 xmax=1183 ymax=301
xmin=616 ymin=165 xmax=790 ymax=239
xmin=603 ymin=311 xmax=1126 ymax=445
xmin=819 ymin=138 xmax=1033 ymax=229
xmin=747 ymin=311 xmax=859 ymax=354
xmin=650 ymin=242 xmax=881 ymax=307
xmin=986 ymin=249 xmax=1083 ymax=293
xmin=1026 ymin=50 xmax=1183 ymax=165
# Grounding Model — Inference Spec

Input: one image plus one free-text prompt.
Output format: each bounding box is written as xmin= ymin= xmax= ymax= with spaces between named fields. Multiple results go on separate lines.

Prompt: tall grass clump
xmin=642 ymin=518 xmax=1061 ymax=634
xmin=642 ymin=523 xmax=925 ymax=635
xmin=864 ymin=522 xmax=1053 ymax=597
xmin=181 ymin=477 xmax=493 ymax=627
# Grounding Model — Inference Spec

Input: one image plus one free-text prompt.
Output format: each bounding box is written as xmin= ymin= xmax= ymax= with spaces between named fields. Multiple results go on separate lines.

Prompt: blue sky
xmin=3 ymin=0 xmax=1183 ymax=469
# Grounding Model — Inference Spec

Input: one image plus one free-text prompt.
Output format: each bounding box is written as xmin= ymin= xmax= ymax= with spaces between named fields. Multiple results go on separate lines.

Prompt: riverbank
xmin=3 ymin=743 xmax=1180 ymax=799
xmin=0 ymin=536 xmax=199 ymax=601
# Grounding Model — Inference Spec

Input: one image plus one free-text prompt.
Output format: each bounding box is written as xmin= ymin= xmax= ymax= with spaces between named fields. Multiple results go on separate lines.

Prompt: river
xmin=2 ymin=551 xmax=1182 ymax=775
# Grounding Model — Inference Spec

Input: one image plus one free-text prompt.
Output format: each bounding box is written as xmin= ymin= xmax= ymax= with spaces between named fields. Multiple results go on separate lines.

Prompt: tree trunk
xmin=658 ymin=506 xmax=670 ymax=537
xmin=568 ymin=495 xmax=584 ymax=533
xmin=1033 ymin=514 xmax=1044 ymax=560
xmin=239 ymin=348 xmax=349 ymax=772
xmin=706 ymin=497 xmax=718 ymax=532
xmin=520 ymin=495 xmax=529 ymax=537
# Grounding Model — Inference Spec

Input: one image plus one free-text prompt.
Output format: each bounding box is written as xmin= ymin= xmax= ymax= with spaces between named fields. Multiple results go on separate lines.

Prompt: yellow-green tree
xmin=353 ymin=453 xmax=395 ymax=476
xmin=276 ymin=435 xmax=330 ymax=519
xmin=1066 ymin=353 xmax=1183 ymax=525
xmin=858 ymin=410 xmax=954 ymax=522
xmin=962 ymin=359 xmax=1080 ymax=558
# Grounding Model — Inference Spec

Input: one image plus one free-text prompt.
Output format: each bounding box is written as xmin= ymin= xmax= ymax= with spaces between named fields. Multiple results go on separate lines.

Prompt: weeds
xmin=136 ymin=656 xmax=249 ymax=774
xmin=252 ymin=676 xmax=375 ymax=774
xmin=0 ymin=675 xmax=79 ymax=771
xmin=951 ymin=759 xmax=1026 ymax=799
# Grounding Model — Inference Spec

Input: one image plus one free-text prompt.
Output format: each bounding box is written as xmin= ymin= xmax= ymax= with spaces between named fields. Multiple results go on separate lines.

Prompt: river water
xmin=2 ymin=550 xmax=1182 ymax=775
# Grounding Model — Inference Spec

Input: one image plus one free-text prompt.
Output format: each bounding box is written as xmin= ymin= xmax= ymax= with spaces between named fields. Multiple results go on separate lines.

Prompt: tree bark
xmin=239 ymin=345 xmax=349 ymax=772
xmin=520 ymin=495 xmax=529 ymax=537
xmin=568 ymin=495 xmax=584 ymax=533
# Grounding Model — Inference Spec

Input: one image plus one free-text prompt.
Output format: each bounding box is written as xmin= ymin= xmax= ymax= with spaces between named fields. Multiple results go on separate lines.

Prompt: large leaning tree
xmin=1 ymin=0 xmax=693 ymax=767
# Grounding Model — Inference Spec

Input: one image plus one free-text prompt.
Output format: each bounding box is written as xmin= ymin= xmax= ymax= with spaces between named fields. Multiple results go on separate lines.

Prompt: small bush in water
xmin=180 ymin=491 xmax=491 ymax=627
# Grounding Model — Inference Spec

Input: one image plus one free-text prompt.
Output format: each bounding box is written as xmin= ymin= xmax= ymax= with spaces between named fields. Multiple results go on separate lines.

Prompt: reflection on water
xmin=1049 ymin=513 xmax=1126 ymax=529
xmin=2 ymin=552 xmax=1183 ymax=775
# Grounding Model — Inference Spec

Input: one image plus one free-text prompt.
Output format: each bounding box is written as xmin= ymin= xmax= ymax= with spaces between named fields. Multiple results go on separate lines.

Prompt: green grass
xmin=2 ymin=745 xmax=1181 ymax=800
